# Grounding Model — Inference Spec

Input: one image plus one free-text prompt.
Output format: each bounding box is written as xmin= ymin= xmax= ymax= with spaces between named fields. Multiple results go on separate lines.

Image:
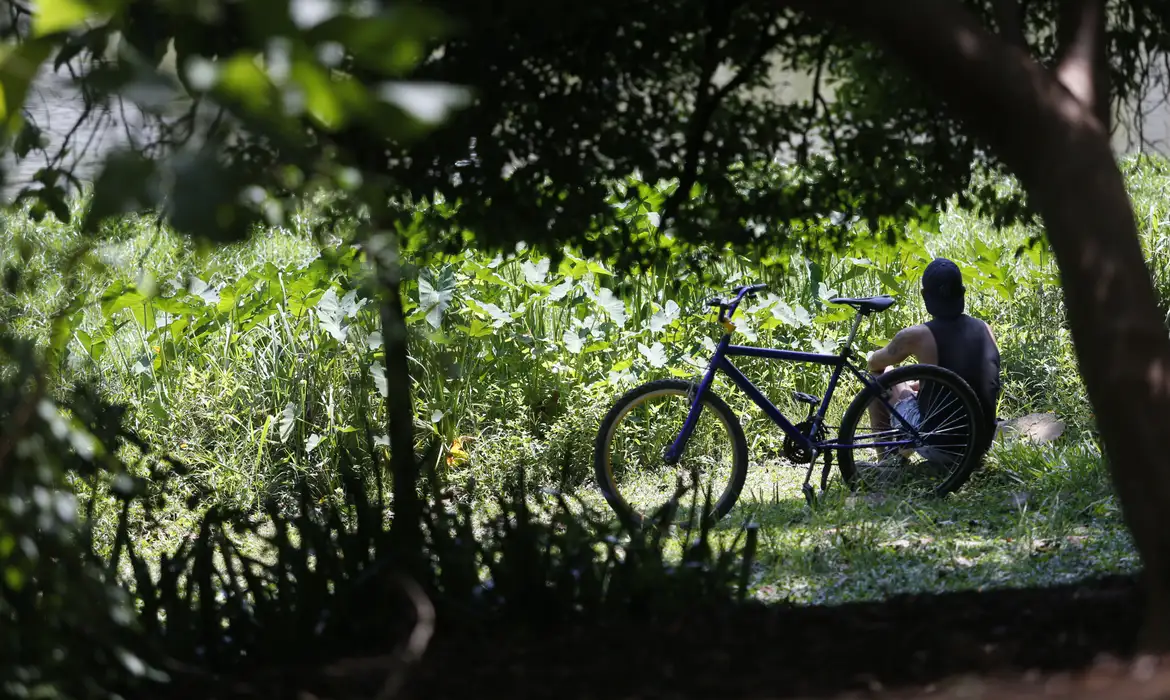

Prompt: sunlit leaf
xmin=33 ymin=0 xmax=125 ymax=36
xmin=771 ymin=300 xmax=811 ymax=327
xmin=521 ymin=258 xmax=550 ymax=285
xmin=638 ymin=341 xmax=668 ymax=368
xmin=586 ymin=285 xmax=627 ymax=327
xmin=188 ymin=277 xmax=220 ymax=305
xmin=315 ymin=287 xmax=349 ymax=341
xmin=811 ymin=337 xmax=839 ymax=355
xmin=419 ymin=267 xmax=456 ymax=329
xmin=305 ymin=433 xmax=322 ymax=452
xmin=648 ymin=300 xmax=680 ymax=332
xmin=278 ymin=402 xmax=296 ymax=442
xmin=548 ymin=279 xmax=574 ymax=301
xmin=563 ymin=330 xmax=584 ymax=354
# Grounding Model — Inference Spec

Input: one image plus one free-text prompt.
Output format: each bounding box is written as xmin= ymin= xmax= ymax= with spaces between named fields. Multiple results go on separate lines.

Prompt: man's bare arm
xmin=867 ymin=325 xmax=929 ymax=373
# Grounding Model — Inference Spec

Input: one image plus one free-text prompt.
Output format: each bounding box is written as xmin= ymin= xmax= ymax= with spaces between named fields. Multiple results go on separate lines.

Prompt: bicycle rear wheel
xmin=593 ymin=379 xmax=748 ymax=528
xmin=837 ymin=364 xmax=987 ymax=497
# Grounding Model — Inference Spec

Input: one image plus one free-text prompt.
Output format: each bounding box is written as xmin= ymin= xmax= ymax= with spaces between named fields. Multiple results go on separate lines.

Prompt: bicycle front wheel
xmin=837 ymin=364 xmax=987 ymax=497
xmin=593 ymin=379 xmax=748 ymax=528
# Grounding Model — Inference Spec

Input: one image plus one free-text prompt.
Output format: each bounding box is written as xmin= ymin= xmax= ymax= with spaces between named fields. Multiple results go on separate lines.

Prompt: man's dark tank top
xmin=924 ymin=315 xmax=1001 ymax=432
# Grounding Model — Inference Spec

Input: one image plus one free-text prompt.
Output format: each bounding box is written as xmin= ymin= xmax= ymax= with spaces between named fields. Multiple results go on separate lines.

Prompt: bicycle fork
xmin=663 ymin=336 xmax=729 ymax=465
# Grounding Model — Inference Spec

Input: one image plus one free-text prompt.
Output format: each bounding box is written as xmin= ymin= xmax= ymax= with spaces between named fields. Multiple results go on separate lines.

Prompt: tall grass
xmin=5 ymin=158 xmax=1170 ymax=533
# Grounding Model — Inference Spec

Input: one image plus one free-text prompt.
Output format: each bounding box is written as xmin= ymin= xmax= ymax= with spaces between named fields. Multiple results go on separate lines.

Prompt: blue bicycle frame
xmin=663 ymin=286 xmax=925 ymax=465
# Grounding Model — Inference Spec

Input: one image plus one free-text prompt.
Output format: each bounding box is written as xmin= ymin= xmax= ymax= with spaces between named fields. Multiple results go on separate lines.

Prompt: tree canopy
xmin=2 ymin=0 xmax=1165 ymax=265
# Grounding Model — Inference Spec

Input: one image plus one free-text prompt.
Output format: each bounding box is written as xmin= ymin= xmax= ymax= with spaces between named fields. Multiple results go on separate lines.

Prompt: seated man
xmin=865 ymin=257 xmax=1002 ymax=460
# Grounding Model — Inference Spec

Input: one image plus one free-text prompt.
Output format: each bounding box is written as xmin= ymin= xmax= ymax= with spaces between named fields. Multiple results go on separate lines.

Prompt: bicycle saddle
xmin=829 ymin=295 xmax=896 ymax=313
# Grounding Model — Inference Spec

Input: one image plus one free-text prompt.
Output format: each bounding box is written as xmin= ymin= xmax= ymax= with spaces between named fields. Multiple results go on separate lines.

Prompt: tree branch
xmin=658 ymin=6 xmax=779 ymax=233
xmin=778 ymin=0 xmax=1105 ymax=178
xmin=1054 ymin=0 xmax=1111 ymax=129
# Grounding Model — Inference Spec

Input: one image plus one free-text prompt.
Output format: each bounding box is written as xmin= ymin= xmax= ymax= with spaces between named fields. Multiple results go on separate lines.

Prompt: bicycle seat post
xmin=841 ymin=308 xmax=867 ymax=356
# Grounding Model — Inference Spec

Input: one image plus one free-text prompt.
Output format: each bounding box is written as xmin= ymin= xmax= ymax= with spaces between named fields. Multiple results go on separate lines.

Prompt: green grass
xmin=8 ymin=158 xmax=1170 ymax=607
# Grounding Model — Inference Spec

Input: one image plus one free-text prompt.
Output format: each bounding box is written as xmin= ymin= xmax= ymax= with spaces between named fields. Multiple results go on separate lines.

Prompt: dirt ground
xmin=400 ymin=573 xmax=1159 ymax=700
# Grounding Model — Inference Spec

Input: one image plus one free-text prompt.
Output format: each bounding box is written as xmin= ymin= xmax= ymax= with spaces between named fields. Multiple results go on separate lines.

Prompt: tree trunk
xmin=792 ymin=0 xmax=1170 ymax=648
xmin=375 ymin=239 xmax=423 ymax=575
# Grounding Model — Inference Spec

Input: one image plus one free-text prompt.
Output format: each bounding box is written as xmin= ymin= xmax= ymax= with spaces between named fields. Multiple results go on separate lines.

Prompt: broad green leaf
xmin=466 ymin=317 xmax=494 ymax=338
xmin=770 ymin=300 xmax=811 ymax=327
xmin=876 ymin=269 xmax=901 ymax=293
xmin=189 ymin=277 xmax=220 ymax=305
xmin=586 ymin=260 xmax=612 ymax=276
xmin=586 ymin=286 xmax=627 ymax=327
xmin=521 ymin=258 xmax=550 ymax=285
xmin=0 ymin=38 xmax=55 ymax=127
xmin=815 ymin=306 xmax=854 ymax=324
xmin=291 ymin=58 xmax=347 ymax=130
xmin=548 ymin=279 xmax=574 ymax=301
xmin=810 ymin=337 xmax=839 ymax=355
xmin=339 ymin=289 xmax=362 ymax=317
xmin=419 ymin=267 xmax=455 ymax=329
xmin=47 ymin=305 xmax=82 ymax=372
xmin=638 ymin=341 xmax=668 ymax=368
xmin=315 ymin=287 xmax=349 ymax=341
xmin=563 ymin=330 xmax=584 ymax=354
xmin=216 ymin=53 xmax=277 ymax=114
xmin=278 ymin=402 xmax=296 ymax=442
xmin=99 ymin=281 xmax=146 ymax=319
xmin=77 ymin=329 xmax=107 ymax=363
xmin=607 ymin=368 xmax=634 ymax=385
xmin=479 ymin=300 xmax=511 ymax=327
xmin=465 ymin=297 xmax=511 ymax=327
xmin=32 ymin=0 xmax=112 ymax=36
xmin=305 ymin=433 xmax=322 ymax=453
xmin=648 ymin=300 xmax=680 ymax=332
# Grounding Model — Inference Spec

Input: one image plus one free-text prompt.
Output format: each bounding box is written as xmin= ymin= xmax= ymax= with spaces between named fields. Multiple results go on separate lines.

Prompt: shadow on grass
xmin=696 ymin=437 xmax=1138 ymax=606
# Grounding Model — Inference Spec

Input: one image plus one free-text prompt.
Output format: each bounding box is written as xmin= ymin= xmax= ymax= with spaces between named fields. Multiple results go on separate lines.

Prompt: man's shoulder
xmin=891 ymin=324 xmax=933 ymax=350
xmin=898 ymin=323 xmax=933 ymax=338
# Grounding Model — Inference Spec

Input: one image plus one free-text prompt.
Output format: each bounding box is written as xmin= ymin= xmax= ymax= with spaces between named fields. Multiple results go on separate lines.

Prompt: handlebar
xmin=707 ymin=283 xmax=768 ymax=329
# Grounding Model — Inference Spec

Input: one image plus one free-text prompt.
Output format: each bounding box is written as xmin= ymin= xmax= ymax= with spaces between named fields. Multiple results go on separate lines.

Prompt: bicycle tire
xmin=593 ymin=378 xmax=749 ymax=527
xmin=837 ymin=364 xmax=986 ymax=497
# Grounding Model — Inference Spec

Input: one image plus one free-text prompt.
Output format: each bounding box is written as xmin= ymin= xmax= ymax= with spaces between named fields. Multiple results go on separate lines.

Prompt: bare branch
xmin=799 ymin=29 xmax=839 ymax=165
xmin=1054 ymin=0 xmax=1110 ymax=129
xmin=658 ymin=4 xmax=778 ymax=233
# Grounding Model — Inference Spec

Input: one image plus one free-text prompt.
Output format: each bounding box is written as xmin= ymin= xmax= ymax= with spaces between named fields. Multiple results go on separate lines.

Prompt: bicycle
xmin=592 ymin=283 xmax=988 ymax=527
